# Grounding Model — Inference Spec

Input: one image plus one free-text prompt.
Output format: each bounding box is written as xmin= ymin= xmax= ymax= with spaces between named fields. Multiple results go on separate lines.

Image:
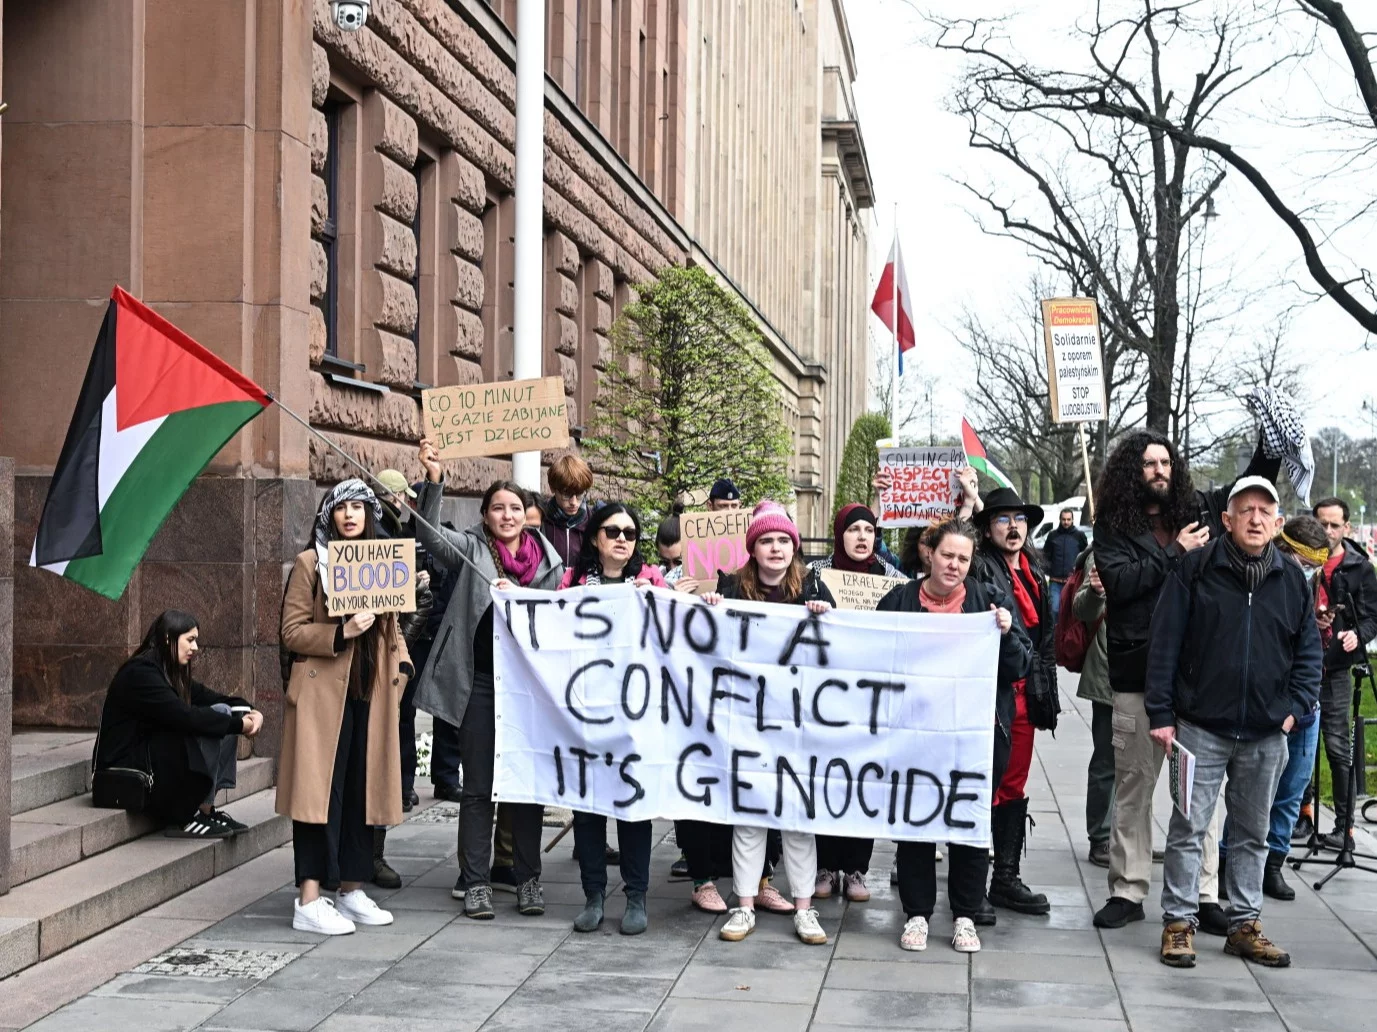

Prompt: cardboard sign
xmin=492 ymin=584 xmax=1001 ymax=845
xmin=680 ymin=510 xmax=752 ymax=583
xmin=1041 ymin=298 xmax=1107 ymax=424
xmin=326 ymin=538 xmax=417 ymax=615
xmin=876 ymin=447 xmax=966 ymax=527
xmin=422 ymin=377 xmax=570 ymax=459
xmin=820 ymin=568 xmax=900 ymax=611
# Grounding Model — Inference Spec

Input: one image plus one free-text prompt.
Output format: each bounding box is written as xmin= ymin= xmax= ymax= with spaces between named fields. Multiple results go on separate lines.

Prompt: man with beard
xmin=975 ymin=488 xmax=1057 ymax=918
xmin=1043 ymin=508 xmax=1088 ymax=620
xmin=1091 ymin=431 xmax=1279 ymax=935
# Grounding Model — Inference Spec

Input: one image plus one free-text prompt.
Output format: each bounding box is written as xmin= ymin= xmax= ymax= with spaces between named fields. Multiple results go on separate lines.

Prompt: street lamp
xmin=1182 ymin=193 xmax=1220 ymax=466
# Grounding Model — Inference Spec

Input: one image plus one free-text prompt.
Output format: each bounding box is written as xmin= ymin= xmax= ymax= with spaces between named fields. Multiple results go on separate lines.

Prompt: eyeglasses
xmin=992 ymin=514 xmax=1028 ymax=527
xmin=601 ymin=526 xmax=639 ymax=541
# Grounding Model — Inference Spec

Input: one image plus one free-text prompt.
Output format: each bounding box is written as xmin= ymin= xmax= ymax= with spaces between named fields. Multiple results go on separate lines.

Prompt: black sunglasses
xmin=601 ymin=525 xmax=640 ymax=541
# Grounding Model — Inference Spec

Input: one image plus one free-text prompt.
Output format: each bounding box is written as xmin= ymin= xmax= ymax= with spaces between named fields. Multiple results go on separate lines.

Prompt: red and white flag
xmin=870 ymin=236 xmax=916 ymax=373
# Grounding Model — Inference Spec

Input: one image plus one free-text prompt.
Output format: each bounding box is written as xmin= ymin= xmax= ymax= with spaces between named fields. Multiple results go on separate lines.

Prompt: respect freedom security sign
xmin=491 ymin=584 xmax=1000 ymax=845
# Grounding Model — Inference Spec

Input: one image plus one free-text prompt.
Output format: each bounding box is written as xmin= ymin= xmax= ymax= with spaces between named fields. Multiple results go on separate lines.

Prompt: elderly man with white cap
xmin=1144 ymin=475 xmax=1323 ymax=971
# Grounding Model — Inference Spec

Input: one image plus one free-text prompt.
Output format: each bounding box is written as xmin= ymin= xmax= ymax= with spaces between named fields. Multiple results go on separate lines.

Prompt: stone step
xmin=11 ymin=739 xmax=94 ymax=815
xmin=8 ymin=757 xmax=276 ymax=887
xmin=0 ymin=786 xmax=290 ymax=980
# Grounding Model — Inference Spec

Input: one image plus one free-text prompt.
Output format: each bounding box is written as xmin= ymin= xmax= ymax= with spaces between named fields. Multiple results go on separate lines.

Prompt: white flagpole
xmin=891 ymin=204 xmax=900 ymax=438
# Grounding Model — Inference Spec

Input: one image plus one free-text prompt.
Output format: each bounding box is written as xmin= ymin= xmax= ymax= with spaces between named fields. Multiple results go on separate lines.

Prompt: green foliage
xmin=833 ymin=412 xmax=892 ymax=521
xmin=583 ymin=266 xmax=794 ymax=519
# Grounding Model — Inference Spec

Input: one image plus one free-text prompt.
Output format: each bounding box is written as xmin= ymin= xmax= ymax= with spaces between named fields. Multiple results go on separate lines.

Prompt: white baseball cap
xmin=1226 ymin=475 xmax=1279 ymax=505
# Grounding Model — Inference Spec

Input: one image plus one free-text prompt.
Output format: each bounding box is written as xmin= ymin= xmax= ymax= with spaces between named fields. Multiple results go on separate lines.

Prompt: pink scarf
xmin=495 ymin=530 xmax=543 ymax=586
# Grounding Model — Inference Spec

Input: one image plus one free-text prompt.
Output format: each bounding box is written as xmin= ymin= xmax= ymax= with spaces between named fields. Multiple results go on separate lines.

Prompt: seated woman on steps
xmin=94 ymin=609 xmax=263 ymax=838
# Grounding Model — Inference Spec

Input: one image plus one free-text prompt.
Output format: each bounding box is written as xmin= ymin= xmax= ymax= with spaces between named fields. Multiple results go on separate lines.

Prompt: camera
xmin=330 ymin=1 xmax=371 ymax=31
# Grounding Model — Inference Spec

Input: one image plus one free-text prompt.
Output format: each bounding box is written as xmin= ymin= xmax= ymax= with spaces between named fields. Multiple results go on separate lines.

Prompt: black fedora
xmin=975 ymin=487 xmax=1044 ymax=529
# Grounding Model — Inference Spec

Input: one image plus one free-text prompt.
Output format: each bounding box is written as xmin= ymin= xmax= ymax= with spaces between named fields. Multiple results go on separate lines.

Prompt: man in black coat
xmin=1043 ymin=508 xmax=1088 ymax=620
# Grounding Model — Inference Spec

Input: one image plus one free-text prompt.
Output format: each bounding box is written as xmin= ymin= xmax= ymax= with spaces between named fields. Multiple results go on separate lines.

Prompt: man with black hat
xmin=707 ymin=478 xmax=742 ymax=510
xmin=974 ymin=488 xmax=1056 ymax=917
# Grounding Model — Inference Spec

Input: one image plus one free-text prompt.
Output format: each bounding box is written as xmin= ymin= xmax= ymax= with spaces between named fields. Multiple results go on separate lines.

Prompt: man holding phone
xmin=1312 ymin=497 xmax=1377 ymax=850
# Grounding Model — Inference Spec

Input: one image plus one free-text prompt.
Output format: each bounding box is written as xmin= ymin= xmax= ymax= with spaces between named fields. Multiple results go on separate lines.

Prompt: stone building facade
xmin=0 ymin=0 xmax=871 ymax=731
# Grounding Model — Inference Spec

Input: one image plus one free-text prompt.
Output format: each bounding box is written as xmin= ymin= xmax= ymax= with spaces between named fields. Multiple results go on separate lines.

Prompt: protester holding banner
xmin=703 ymin=501 xmax=835 ymax=945
xmin=413 ymin=441 xmax=565 ymax=921
xmin=877 ymin=520 xmax=1031 ymax=953
xmin=974 ymin=489 xmax=1056 ymax=917
xmin=278 ymin=480 xmax=412 ymax=936
xmin=554 ymin=503 xmax=667 ymax=934
xmin=541 ymin=454 xmax=595 ymax=567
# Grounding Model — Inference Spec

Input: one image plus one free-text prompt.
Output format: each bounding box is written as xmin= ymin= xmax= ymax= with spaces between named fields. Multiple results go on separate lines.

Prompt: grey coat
xmin=411 ymin=479 xmax=564 ymax=729
xmin=1072 ymin=551 xmax=1111 ymax=705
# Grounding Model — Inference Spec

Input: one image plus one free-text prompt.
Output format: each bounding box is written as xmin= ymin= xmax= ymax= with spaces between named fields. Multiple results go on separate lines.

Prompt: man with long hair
xmin=1091 ymin=430 xmax=1278 ymax=935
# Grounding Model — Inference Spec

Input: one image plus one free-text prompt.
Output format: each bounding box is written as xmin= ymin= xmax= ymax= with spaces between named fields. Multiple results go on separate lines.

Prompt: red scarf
xmin=1318 ymin=548 xmax=1343 ymax=610
xmin=495 ymin=530 xmax=543 ymax=586
xmin=1005 ymin=551 xmax=1041 ymax=629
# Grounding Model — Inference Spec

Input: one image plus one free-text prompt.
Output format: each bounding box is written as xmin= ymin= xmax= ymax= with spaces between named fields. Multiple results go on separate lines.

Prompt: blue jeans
xmin=1221 ymin=718 xmax=1318 ymax=857
xmin=1049 ymin=581 xmax=1064 ymax=622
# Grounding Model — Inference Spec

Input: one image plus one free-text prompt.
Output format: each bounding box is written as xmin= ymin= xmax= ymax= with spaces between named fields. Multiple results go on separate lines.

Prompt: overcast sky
xmin=845 ymin=0 xmax=1377 ymax=448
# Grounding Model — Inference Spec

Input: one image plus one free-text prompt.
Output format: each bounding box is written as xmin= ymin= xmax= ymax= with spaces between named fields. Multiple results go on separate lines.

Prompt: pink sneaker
xmin=814 ymin=869 xmax=837 ymax=899
xmin=843 ymin=871 xmax=870 ymax=902
xmin=756 ymin=882 xmax=796 ymax=913
xmin=692 ymin=882 xmax=728 ymax=913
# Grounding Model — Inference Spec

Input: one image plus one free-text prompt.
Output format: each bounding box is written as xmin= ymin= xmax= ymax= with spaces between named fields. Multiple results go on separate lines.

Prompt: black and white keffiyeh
xmin=314 ymin=478 xmax=384 ymax=584
xmin=1245 ymin=385 xmax=1314 ymax=506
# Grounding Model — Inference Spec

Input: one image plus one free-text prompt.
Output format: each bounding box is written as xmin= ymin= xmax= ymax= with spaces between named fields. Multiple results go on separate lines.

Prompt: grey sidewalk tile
xmin=824 ymin=957 xmax=969 ymax=995
xmin=259 ymin=956 xmax=390 ymax=992
xmin=1123 ymin=1006 xmax=1287 ymax=1032
xmin=692 ymin=935 xmax=834 ymax=971
xmin=307 ymin=929 xmax=430 ymax=962
xmin=482 ymin=1002 xmax=652 ymax=1032
xmin=668 ymin=961 xmax=823 ymax=1004
xmin=1102 ymin=941 xmax=1258 ymax=980
xmin=1265 ymin=990 xmax=1377 ymax=1032
xmin=971 ymin=950 xmax=1112 ymax=984
xmin=333 ymin=980 xmax=513 ymax=1026
xmin=192 ymin=915 xmax=331 ymax=945
xmin=314 ymin=1017 xmax=463 ymax=1032
xmin=971 ymin=978 xmax=1122 ymax=1019
xmin=25 ymin=997 xmax=222 ymax=1032
xmin=969 ymin=1016 xmax=1128 ymax=1032
xmin=371 ymin=886 xmax=460 ymax=911
xmin=503 ymin=970 xmax=675 ymax=1012
xmin=381 ymin=950 xmax=540 ymax=986
xmin=976 ymin=925 xmax=1106 ymax=956
xmin=831 ymin=928 xmax=967 ymax=964
xmin=90 ymin=971 xmax=259 ymax=1004
xmin=414 ymin=920 xmax=571 ymax=956
xmin=647 ymin=997 xmax=813 ymax=1032
xmin=1283 ymin=935 xmax=1377 ymax=970
xmin=346 ymin=906 xmax=456 ymax=937
xmin=205 ymin=987 xmax=344 ymax=1031
xmin=542 ymin=938 xmax=696 ymax=978
xmin=813 ymin=987 xmax=968 ymax=1029
xmin=1250 ymin=965 xmax=1377 ymax=998
xmin=1116 ymin=972 xmax=1273 ymax=1011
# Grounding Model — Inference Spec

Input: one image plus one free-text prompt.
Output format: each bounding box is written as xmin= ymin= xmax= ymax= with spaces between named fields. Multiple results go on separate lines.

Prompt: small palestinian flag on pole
xmin=961 ymin=418 xmax=1014 ymax=490
xmin=29 ymin=287 xmax=271 ymax=599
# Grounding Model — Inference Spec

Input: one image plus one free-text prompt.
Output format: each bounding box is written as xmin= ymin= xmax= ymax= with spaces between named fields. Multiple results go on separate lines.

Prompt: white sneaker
xmin=900 ymin=915 xmax=929 ymax=951
xmin=794 ymin=907 xmax=827 ymax=945
xmin=336 ymin=889 xmax=394 ymax=926
xmin=293 ymin=896 xmax=355 ymax=935
xmin=720 ymin=906 xmax=757 ymax=941
xmin=952 ymin=916 xmax=981 ymax=953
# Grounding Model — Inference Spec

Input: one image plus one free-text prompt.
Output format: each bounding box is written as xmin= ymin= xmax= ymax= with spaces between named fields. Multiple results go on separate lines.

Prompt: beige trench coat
xmin=275 ymin=550 xmax=411 ymax=827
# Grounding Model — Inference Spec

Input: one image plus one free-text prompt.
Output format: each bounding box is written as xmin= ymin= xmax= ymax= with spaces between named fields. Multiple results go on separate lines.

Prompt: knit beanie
xmin=745 ymin=500 xmax=800 ymax=553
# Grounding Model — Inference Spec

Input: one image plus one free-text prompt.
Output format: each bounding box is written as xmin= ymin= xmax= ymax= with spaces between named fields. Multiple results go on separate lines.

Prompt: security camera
xmin=330 ymin=0 xmax=370 ymax=31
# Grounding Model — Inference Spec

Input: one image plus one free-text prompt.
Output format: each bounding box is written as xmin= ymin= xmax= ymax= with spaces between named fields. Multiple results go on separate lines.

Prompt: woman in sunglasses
xmin=559 ymin=502 xmax=666 ymax=935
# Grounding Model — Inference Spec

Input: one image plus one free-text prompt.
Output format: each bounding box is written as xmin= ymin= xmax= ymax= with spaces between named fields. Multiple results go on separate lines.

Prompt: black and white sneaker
xmin=165 ymin=813 xmax=233 ymax=839
xmin=207 ymin=809 xmax=248 ymax=835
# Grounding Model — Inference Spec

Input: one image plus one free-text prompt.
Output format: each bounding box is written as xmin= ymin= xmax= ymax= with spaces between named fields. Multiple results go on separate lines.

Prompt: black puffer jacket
xmin=1319 ymin=538 xmax=1377 ymax=670
xmin=1043 ymin=526 xmax=1087 ymax=581
xmin=974 ymin=549 xmax=1058 ymax=732
xmin=715 ymin=565 xmax=835 ymax=607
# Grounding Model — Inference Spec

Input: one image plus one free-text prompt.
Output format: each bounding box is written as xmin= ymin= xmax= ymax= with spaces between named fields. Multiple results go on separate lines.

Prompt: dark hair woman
xmin=805 ymin=503 xmax=905 ymax=903
xmin=556 ymin=503 xmax=666 ymax=935
xmin=413 ymin=440 xmax=565 ymax=922
xmin=877 ymin=519 xmax=1033 ymax=955
xmin=702 ymin=501 xmax=836 ymax=947
xmin=278 ymin=479 xmax=413 ymax=937
xmin=95 ymin=610 xmax=262 ymax=838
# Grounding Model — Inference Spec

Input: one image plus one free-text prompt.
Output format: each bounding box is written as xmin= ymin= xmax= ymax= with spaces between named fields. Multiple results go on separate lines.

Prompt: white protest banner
xmin=819 ymin=569 xmax=899 ymax=611
xmin=422 ymin=377 xmax=570 ymax=459
xmin=1041 ymin=298 xmax=1107 ymax=424
xmin=491 ymin=584 xmax=1000 ymax=845
xmin=326 ymin=538 xmax=417 ymax=615
xmin=876 ymin=446 xmax=966 ymax=527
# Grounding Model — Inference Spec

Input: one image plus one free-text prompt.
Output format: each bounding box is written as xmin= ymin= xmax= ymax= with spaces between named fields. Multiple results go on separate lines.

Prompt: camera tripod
xmin=1290 ymin=664 xmax=1377 ymax=890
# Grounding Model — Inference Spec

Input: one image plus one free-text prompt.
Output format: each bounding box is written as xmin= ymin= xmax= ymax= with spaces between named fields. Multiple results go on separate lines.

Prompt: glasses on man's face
xmin=992 ymin=513 xmax=1028 ymax=528
xmin=602 ymin=526 xmax=639 ymax=541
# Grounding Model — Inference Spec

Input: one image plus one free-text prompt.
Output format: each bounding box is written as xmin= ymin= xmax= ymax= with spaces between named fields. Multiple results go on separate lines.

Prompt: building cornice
xmin=821 ymin=118 xmax=875 ymax=209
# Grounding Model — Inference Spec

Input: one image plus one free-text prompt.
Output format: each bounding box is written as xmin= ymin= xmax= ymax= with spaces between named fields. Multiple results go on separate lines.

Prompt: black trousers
xmin=816 ymin=835 xmax=874 ymax=875
xmin=574 ymin=813 xmax=652 ymax=895
xmin=293 ymin=697 xmax=373 ymax=890
xmin=458 ymin=674 xmax=543 ymax=886
xmin=399 ymin=676 xmax=419 ymax=796
xmin=677 ymin=820 xmax=734 ymax=883
xmin=896 ymin=841 xmax=989 ymax=920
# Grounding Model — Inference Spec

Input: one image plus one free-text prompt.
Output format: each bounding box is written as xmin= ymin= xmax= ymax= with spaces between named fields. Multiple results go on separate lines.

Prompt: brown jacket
xmin=275 ymin=550 xmax=411 ymax=826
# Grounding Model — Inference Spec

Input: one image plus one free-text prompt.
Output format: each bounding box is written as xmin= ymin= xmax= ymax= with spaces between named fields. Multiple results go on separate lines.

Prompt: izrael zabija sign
xmin=1041 ymin=298 xmax=1107 ymax=424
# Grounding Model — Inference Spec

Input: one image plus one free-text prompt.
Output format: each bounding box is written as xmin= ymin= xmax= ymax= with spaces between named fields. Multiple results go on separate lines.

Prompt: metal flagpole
xmin=266 ymin=393 xmax=497 ymax=585
xmin=891 ymin=204 xmax=901 ymax=437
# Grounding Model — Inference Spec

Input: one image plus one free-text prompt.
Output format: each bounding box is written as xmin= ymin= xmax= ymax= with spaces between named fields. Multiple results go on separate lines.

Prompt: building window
xmin=322 ymin=103 xmax=342 ymax=356
xmin=575 ymin=0 xmax=588 ymax=107
xmin=410 ymin=152 xmax=435 ymax=382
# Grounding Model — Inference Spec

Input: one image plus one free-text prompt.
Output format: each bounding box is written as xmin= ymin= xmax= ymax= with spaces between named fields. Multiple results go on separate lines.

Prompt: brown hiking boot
xmin=1225 ymin=920 xmax=1291 ymax=967
xmin=1160 ymin=920 xmax=1196 ymax=968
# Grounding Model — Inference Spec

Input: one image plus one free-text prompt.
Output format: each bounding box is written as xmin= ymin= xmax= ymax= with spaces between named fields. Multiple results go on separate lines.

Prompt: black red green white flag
xmin=29 ymin=287 xmax=270 ymax=599
xmin=961 ymin=418 xmax=1014 ymax=490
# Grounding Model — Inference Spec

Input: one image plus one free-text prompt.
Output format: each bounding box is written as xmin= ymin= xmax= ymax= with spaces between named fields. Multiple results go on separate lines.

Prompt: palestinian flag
xmin=29 ymin=287 xmax=270 ymax=599
xmin=961 ymin=418 xmax=1014 ymax=490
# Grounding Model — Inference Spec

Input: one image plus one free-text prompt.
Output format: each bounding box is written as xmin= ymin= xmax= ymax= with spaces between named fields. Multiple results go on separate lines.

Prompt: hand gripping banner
xmin=491 ymin=584 xmax=1000 ymax=846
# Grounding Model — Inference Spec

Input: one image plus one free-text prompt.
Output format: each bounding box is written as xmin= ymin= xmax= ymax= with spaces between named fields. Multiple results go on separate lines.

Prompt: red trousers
xmin=994 ymin=686 xmax=1034 ymax=806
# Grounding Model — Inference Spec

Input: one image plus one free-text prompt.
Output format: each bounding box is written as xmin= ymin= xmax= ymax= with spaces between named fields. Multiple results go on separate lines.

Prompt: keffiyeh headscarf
xmin=315 ymin=479 xmax=384 ymax=584
xmin=1245 ymin=385 xmax=1314 ymax=506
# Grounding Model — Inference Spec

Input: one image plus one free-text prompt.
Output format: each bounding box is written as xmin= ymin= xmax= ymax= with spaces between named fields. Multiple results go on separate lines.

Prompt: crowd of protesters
xmin=91 ymin=419 xmax=1375 ymax=967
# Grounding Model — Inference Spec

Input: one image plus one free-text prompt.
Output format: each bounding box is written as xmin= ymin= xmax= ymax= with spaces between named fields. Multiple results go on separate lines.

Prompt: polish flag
xmin=870 ymin=237 xmax=916 ymax=373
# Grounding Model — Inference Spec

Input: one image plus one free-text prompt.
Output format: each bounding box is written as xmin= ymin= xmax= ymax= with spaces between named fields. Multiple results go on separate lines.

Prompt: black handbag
xmin=89 ymin=719 xmax=153 ymax=811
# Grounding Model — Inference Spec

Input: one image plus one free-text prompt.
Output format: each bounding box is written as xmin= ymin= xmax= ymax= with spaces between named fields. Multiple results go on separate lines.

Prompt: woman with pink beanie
xmin=702 ymin=500 xmax=835 ymax=946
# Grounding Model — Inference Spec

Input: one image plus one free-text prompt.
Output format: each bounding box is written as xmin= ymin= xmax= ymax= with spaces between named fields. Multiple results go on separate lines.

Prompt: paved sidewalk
xmin=18 ymin=683 xmax=1377 ymax=1031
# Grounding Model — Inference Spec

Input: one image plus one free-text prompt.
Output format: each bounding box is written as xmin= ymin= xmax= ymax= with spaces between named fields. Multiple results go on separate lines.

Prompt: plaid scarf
xmin=314 ymin=479 xmax=384 ymax=586
xmin=1245 ymin=385 xmax=1314 ymax=506
xmin=1222 ymin=534 xmax=1275 ymax=592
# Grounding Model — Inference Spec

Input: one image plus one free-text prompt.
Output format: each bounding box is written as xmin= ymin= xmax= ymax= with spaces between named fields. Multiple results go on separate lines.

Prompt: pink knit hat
xmin=745 ymin=500 xmax=800 ymax=553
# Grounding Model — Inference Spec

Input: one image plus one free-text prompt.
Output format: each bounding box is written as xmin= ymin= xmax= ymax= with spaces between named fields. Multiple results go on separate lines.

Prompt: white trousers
xmin=732 ymin=827 xmax=816 ymax=901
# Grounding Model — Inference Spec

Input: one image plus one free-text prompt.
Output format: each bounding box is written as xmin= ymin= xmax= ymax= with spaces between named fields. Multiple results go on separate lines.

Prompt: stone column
xmin=0 ymin=458 xmax=14 ymax=895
